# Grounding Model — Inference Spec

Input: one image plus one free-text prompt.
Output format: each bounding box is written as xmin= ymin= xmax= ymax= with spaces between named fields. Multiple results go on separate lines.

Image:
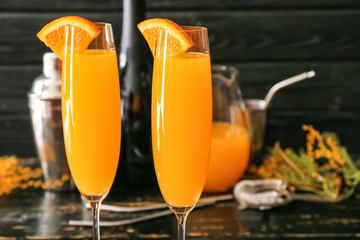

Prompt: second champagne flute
xmin=62 ymin=23 xmax=121 ymax=240
xmin=152 ymin=26 xmax=212 ymax=240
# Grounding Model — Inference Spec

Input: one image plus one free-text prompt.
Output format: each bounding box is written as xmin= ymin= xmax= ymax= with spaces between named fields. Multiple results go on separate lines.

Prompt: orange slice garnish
xmin=137 ymin=18 xmax=193 ymax=56
xmin=37 ymin=16 xmax=100 ymax=60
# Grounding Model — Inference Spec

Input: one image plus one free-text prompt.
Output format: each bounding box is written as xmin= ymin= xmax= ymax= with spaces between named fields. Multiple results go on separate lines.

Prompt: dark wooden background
xmin=1 ymin=0 xmax=360 ymax=157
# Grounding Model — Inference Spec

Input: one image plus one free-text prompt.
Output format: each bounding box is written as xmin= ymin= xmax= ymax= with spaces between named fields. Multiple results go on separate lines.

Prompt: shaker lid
xmin=43 ymin=52 xmax=62 ymax=78
xmin=29 ymin=52 xmax=62 ymax=100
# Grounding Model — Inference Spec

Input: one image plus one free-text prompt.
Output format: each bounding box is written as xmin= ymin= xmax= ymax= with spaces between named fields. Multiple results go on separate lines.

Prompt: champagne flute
xmin=152 ymin=27 xmax=212 ymax=240
xmin=62 ymin=23 xmax=121 ymax=240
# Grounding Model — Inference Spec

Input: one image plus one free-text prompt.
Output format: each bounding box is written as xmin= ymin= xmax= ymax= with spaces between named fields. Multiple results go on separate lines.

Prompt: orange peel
xmin=137 ymin=18 xmax=193 ymax=56
xmin=37 ymin=16 xmax=100 ymax=60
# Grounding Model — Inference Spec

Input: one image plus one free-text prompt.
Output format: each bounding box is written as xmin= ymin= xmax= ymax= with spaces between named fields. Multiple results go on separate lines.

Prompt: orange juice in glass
xmin=148 ymin=23 xmax=212 ymax=240
xmin=152 ymin=52 xmax=212 ymax=207
xmin=62 ymin=49 xmax=121 ymax=196
xmin=62 ymin=23 xmax=121 ymax=240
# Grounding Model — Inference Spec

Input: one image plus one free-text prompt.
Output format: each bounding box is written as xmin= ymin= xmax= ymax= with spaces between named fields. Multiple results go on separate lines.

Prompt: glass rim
xmin=64 ymin=22 xmax=112 ymax=30
xmin=158 ymin=26 xmax=207 ymax=33
xmin=211 ymin=64 xmax=239 ymax=75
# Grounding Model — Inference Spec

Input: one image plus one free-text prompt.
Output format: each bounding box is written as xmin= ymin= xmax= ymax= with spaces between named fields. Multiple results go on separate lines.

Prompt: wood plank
xmin=1 ymin=110 xmax=359 ymax=157
xmin=2 ymin=61 xmax=359 ymax=114
xmin=0 ymin=65 xmax=40 ymax=116
xmin=1 ymin=10 xmax=360 ymax=64
xmin=148 ymin=0 xmax=360 ymax=10
xmin=264 ymin=110 xmax=360 ymax=155
xmin=0 ymin=0 xmax=122 ymax=11
xmin=0 ymin=62 xmax=359 ymax=157
xmin=1 ymin=0 xmax=360 ymax=11
xmin=227 ymin=61 xmax=360 ymax=110
xmin=2 ymin=189 xmax=360 ymax=239
xmin=0 ymin=115 xmax=36 ymax=157
xmin=0 ymin=13 xmax=122 ymax=65
xmin=1 ymin=61 xmax=359 ymax=112
xmin=167 ymin=10 xmax=360 ymax=62
xmin=8 ymin=81 xmax=359 ymax=113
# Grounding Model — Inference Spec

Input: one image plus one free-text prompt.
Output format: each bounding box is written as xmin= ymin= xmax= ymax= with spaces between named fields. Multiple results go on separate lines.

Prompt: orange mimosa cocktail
xmin=139 ymin=19 xmax=211 ymax=240
xmin=38 ymin=18 xmax=121 ymax=240
xmin=62 ymin=49 xmax=121 ymax=196
xmin=152 ymin=53 xmax=212 ymax=207
xmin=204 ymin=122 xmax=250 ymax=192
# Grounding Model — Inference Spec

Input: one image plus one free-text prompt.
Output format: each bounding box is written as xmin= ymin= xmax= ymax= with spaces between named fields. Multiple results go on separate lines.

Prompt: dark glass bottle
xmin=118 ymin=0 xmax=155 ymax=186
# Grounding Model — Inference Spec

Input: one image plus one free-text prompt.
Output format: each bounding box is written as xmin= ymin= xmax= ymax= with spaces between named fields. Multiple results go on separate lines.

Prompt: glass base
xmin=167 ymin=204 xmax=196 ymax=215
xmin=81 ymin=192 xmax=108 ymax=203
xmin=167 ymin=204 xmax=195 ymax=240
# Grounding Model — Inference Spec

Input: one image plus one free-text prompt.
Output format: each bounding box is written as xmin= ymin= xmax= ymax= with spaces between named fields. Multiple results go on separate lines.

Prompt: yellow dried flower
xmin=252 ymin=125 xmax=359 ymax=200
xmin=0 ymin=156 xmax=70 ymax=196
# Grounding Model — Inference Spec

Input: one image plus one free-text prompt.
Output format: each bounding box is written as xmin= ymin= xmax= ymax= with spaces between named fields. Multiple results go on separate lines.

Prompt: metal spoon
xmin=233 ymin=179 xmax=344 ymax=211
xmin=264 ymin=71 xmax=315 ymax=108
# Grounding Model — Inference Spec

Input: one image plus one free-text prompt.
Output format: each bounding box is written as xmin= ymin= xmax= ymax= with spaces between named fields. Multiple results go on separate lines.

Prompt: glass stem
xmin=175 ymin=212 xmax=189 ymax=240
xmin=90 ymin=201 xmax=101 ymax=240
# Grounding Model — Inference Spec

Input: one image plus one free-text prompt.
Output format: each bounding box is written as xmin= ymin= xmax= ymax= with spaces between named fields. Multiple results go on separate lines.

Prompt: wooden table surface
xmin=1 ymin=184 xmax=360 ymax=240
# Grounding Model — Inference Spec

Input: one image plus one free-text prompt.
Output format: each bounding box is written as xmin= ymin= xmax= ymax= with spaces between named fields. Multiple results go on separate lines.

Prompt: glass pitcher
xmin=204 ymin=65 xmax=250 ymax=193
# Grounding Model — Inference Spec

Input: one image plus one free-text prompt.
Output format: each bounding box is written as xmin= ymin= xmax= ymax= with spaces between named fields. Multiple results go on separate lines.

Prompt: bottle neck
xmin=121 ymin=0 xmax=146 ymax=50
xmin=119 ymin=0 xmax=151 ymax=93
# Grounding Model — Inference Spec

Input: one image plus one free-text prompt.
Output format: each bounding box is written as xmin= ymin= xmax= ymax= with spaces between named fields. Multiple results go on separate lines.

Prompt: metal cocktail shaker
xmin=28 ymin=52 xmax=74 ymax=191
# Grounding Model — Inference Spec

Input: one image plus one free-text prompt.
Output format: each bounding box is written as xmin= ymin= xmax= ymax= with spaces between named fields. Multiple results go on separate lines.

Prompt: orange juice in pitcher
xmin=204 ymin=122 xmax=250 ymax=192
